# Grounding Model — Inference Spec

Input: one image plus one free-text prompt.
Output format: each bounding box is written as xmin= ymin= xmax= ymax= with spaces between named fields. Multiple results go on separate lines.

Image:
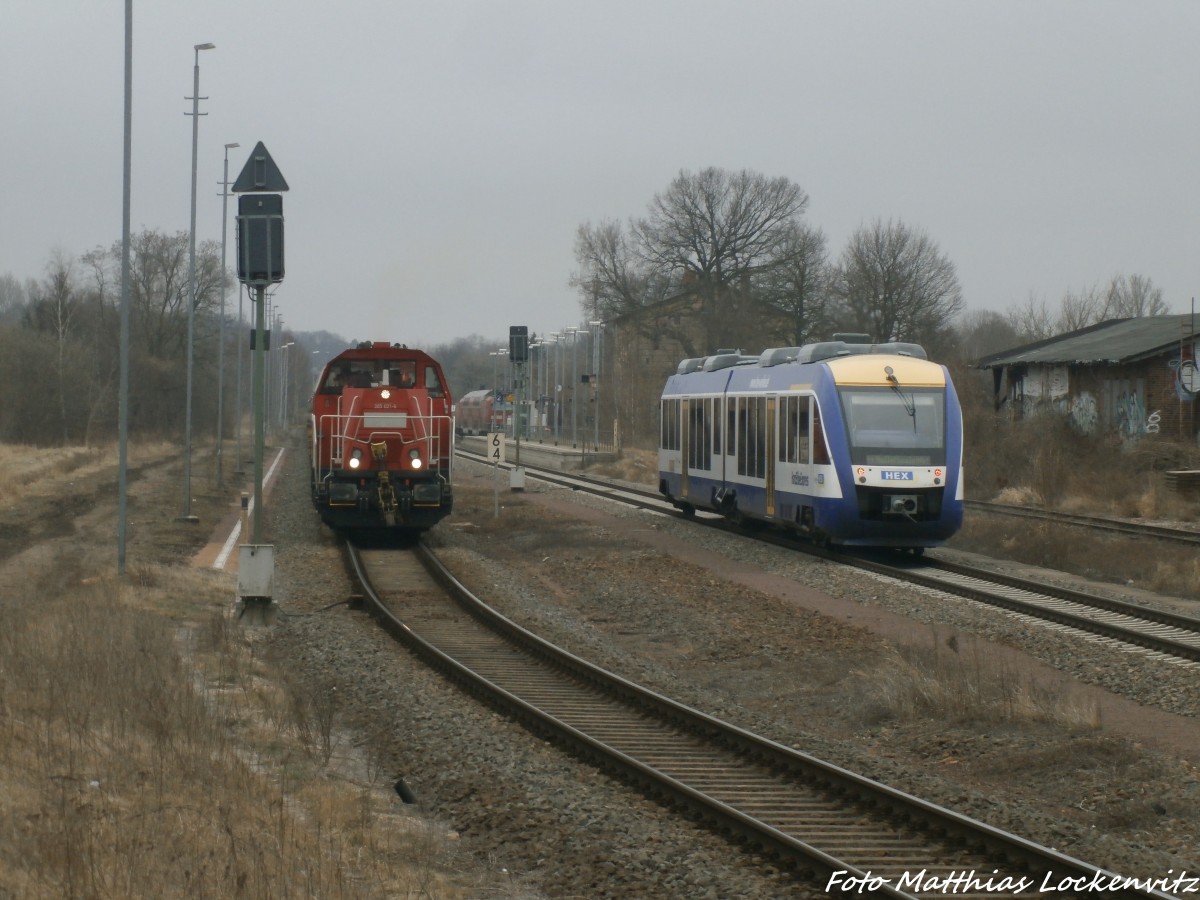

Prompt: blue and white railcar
xmin=658 ymin=340 xmax=964 ymax=549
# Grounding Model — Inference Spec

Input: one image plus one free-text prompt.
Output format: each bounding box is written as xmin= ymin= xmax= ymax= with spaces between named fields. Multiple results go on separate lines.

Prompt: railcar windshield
xmin=837 ymin=387 xmax=946 ymax=466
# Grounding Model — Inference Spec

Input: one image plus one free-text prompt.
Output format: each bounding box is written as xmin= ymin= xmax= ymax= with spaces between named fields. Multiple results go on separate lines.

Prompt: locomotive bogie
xmin=658 ymin=340 xmax=964 ymax=549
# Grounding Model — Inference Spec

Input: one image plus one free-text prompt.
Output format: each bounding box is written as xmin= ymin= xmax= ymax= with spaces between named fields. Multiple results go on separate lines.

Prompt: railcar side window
xmin=687 ymin=400 xmax=711 ymax=469
xmin=726 ymin=400 xmax=736 ymax=458
xmin=812 ymin=401 xmax=831 ymax=464
xmin=661 ymin=398 xmax=681 ymax=450
xmin=779 ymin=395 xmax=811 ymax=464
xmin=736 ymin=396 xmax=767 ymax=478
xmin=712 ymin=398 xmax=722 ymax=455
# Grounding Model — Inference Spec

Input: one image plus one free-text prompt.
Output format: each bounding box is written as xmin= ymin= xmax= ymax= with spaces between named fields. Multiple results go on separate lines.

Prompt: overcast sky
xmin=4 ymin=1 xmax=1199 ymax=349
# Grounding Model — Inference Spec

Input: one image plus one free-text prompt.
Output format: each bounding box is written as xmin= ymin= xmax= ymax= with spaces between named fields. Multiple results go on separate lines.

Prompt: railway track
xmin=348 ymin=540 xmax=1178 ymax=898
xmin=963 ymin=499 xmax=1200 ymax=546
xmin=457 ymin=449 xmax=1200 ymax=666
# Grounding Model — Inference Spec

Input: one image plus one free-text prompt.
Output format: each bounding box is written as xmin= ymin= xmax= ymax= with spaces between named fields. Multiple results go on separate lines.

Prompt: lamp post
xmin=489 ymin=350 xmax=506 ymax=432
xmin=547 ymin=332 xmax=560 ymax=440
xmin=590 ymin=320 xmax=604 ymax=450
xmin=567 ymin=326 xmax=579 ymax=448
xmin=529 ymin=341 xmax=542 ymax=438
xmin=181 ymin=41 xmax=214 ymax=522
xmin=216 ymin=141 xmax=238 ymax=488
xmin=118 ymin=0 xmax=132 ymax=573
xmin=280 ymin=341 xmax=295 ymax=427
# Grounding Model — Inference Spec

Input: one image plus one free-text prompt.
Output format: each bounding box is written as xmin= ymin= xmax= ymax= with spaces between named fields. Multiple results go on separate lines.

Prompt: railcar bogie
xmin=658 ymin=338 xmax=964 ymax=549
xmin=310 ymin=341 xmax=454 ymax=533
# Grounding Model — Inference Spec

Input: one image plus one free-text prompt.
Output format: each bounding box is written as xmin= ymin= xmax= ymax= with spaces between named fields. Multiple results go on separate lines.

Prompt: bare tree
xmin=833 ymin=219 xmax=963 ymax=344
xmin=757 ymin=222 xmax=834 ymax=346
xmin=572 ymin=220 xmax=672 ymax=321
xmin=954 ymin=309 xmax=1022 ymax=363
xmin=574 ymin=168 xmax=812 ymax=355
xmin=0 ymin=273 xmax=27 ymax=322
xmin=636 ymin=168 xmax=809 ymax=351
xmin=1057 ymin=283 xmax=1104 ymax=332
xmin=1103 ymin=273 xmax=1169 ymax=318
xmin=1005 ymin=291 xmax=1055 ymax=342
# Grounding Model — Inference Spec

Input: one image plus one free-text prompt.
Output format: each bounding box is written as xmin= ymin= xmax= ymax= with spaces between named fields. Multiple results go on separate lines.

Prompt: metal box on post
xmin=237 ymin=544 xmax=274 ymax=599
xmin=236 ymin=193 xmax=284 ymax=284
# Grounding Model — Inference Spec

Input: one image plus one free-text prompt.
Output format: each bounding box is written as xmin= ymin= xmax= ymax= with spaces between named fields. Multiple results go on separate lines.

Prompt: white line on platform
xmin=212 ymin=448 xmax=287 ymax=571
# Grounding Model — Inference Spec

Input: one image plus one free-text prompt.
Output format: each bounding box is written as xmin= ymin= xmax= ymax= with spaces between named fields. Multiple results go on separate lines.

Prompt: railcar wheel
xmin=679 ymin=503 xmax=696 ymax=519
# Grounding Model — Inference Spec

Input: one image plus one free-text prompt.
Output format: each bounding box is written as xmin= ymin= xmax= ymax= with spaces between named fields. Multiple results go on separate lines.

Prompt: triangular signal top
xmin=232 ymin=141 xmax=289 ymax=193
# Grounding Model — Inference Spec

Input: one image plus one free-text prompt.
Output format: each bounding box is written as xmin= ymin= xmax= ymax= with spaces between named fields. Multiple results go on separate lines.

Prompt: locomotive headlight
xmin=348 ymin=448 xmax=364 ymax=470
xmin=380 ymin=389 xmax=391 ymax=400
xmin=408 ymin=448 xmax=423 ymax=470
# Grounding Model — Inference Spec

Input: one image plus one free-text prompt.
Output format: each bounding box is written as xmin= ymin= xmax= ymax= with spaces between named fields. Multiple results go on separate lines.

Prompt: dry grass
xmin=964 ymin=418 xmax=1200 ymax=598
xmin=0 ymin=568 xmax=480 ymax=899
xmin=0 ymin=440 xmax=178 ymax=501
xmin=583 ymin=447 xmax=658 ymax=485
xmin=855 ymin=633 xmax=1101 ymax=729
xmin=0 ymin=444 xmax=495 ymax=899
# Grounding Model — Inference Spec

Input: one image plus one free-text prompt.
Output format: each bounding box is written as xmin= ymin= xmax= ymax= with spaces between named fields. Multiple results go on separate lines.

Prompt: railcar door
xmin=679 ymin=397 xmax=690 ymax=498
xmin=765 ymin=396 xmax=776 ymax=518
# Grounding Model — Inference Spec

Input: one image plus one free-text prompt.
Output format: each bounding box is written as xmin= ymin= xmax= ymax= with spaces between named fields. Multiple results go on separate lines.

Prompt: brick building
xmin=976 ymin=315 xmax=1200 ymax=441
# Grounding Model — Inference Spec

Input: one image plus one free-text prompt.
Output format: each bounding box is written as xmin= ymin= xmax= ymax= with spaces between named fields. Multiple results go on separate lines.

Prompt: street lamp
xmin=590 ymin=320 xmax=604 ymax=450
xmin=216 ymin=141 xmax=239 ymax=488
xmin=280 ymin=341 xmax=295 ymax=426
xmin=489 ymin=349 xmax=507 ymax=432
xmin=529 ymin=341 xmax=543 ymax=439
xmin=181 ymin=40 xmax=214 ymax=522
xmin=566 ymin=326 xmax=579 ymax=448
xmin=547 ymin=332 xmax=560 ymax=440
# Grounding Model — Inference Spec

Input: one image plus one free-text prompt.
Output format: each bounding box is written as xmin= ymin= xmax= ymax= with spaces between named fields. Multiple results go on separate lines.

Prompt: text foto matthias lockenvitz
xmin=827 ymin=868 xmax=1199 ymax=895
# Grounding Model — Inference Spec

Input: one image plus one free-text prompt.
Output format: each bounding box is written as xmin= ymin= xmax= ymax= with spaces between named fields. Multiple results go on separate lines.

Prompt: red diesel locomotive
xmin=310 ymin=342 xmax=454 ymax=532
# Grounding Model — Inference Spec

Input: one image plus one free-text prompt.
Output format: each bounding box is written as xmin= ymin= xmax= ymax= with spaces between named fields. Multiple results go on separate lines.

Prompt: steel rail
xmin=346 ymin=540 xmax=1176 ymax=899
xmin=965 ymin=499 xmax=1200 ymax=546
xmin=455 ymin=450 xmax=1200 ymax=664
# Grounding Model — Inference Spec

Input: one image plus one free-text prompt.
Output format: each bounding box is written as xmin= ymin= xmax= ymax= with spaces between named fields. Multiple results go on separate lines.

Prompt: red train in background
xmin=310 ymin=342 xmax=454 ymax=533
xmin=454 ymin=388 xmax=512 ymax=435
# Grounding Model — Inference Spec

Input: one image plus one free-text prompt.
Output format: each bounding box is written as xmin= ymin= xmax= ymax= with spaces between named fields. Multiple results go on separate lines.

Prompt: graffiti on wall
xmin=1068 ymin=392 xmax=1098 ymax=434
xmin=1113 ymin=387 xmax=1160 ymax=437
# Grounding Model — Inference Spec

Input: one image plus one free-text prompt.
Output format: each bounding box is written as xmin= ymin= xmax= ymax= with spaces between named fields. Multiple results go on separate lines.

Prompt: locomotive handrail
xmin=315 ymin=410 xmax=453 ymax=473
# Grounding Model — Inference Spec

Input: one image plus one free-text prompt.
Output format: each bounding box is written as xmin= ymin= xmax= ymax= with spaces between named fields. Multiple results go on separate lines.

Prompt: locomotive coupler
xmin=377 ymin=471 xmax=399 ymax=527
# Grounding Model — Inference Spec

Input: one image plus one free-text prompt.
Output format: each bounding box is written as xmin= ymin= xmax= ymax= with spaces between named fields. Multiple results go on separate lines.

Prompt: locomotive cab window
xmin=321 ymin=366 xmax=349 ymax=394
xmin=838 ymin=387 xmax=946 ymax=466
xmin=424 ymin=366 xmax=444 ymax=396
xmin=385 ymin=361 xmax=417 ymax=388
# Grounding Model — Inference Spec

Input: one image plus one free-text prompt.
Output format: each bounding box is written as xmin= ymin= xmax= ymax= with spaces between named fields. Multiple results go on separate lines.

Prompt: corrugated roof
xmin=976 ymin=315 xmax=1199 ymax=368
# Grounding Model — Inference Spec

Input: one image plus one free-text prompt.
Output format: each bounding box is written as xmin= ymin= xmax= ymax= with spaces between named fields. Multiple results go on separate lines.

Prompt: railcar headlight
xmin=408 ymin=448 xmax=423 ymax=470
xmin=348 ymin=448 xmax=364 ymax=470
xmin=380 ymin=389 xmax=391 ymax=399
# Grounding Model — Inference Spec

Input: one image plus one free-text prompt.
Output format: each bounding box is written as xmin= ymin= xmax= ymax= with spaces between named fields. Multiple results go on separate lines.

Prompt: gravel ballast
xmin=262 ymin=445 xmax=1200 ymax=896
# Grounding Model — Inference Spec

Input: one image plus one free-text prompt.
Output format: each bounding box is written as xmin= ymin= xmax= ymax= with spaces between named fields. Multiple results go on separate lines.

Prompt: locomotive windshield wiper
xmin=884 ymin=366 xmax=917 ymax=425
